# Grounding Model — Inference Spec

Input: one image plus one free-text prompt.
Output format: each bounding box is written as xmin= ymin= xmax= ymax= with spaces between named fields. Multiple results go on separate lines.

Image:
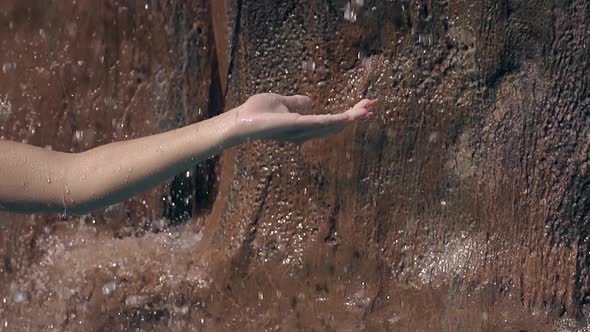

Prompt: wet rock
xmin=0 ymin=0 xmax=588 ymax=331
xmin=207 ymin=0 xmax=589 ymax=330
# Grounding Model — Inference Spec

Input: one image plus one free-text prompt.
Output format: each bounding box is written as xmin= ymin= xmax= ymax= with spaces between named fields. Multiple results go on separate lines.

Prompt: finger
xmin=294 ymin=97 xmax=377 ymax=128
xmin=283 ymin=95 xmax=314 ymax=113
xmin=295 ymin=112 xmax=350 ymax=128
xmin=354 ymin=99 xmax=372 ymax=110
xmin=343 ymin=106 xmax=371 ymax=121
xmin=355 ymin=98 xmax=379 ymax=110
xmin=289 ymin=110 xmax=374 ymax=143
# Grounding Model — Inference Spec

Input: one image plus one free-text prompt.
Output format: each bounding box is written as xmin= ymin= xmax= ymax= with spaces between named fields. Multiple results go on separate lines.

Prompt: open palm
xmin=231 ymin=93 xmax=376 ymax=144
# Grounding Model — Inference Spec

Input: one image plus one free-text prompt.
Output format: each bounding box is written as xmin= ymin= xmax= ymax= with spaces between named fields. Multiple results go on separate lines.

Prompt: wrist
xmin=217 ymin=107 xmax=247 ymax=148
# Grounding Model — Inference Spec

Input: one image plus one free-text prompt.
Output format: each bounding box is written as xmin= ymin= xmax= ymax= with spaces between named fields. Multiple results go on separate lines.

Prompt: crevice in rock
xmin=224 ymin=0 xmax=243 ymax=98
xmin=167 ymin=5 xmax=224 ymax=224
xmin=324 ymin=202 xmax=340 ymax=244
xmin=192 ymin=47 xmax=224 ymax=217
xmin=232 ymin=174 xmax=273 ymax=275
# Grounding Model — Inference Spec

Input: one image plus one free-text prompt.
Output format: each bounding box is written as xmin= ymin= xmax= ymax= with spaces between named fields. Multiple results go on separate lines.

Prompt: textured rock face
xmin=0 ymin=0 xmax=220 ymax=329
xmin=0 ymin=0 xmax=588 ymax=331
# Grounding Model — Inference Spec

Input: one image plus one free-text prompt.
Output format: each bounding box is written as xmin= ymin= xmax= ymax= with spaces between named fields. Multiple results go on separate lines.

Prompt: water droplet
xmin=344 ymin=2 xmax=357 ymax=22
xmin=0 ymin=95 xmax=12 ymax=121
xmin=74 ymin=130 xmax=83 ymax=142
xmin=102 ymin=281 xmax=117 ymax=296
xmin=125 ymin=295 xmax=148 ymax=307
xmin=14 ymin=291 xmax=31 ymax=303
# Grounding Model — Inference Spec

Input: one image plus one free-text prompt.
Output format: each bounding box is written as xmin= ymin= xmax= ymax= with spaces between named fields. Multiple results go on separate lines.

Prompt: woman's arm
xmin=0 ymin=94 xmax=376 ymax=215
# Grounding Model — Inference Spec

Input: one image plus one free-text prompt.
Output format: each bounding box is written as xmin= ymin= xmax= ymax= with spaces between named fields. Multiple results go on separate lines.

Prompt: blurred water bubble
xmin=0 ymin=95 xmax=12 ymax=122
xmin=428 ymin=132 xmax=440 ymax=144
xmin=344 ymin=285 xmax=371 ymax=310
xmin=344 ymin=0 xmax=366 ymax=22
xmin=2 ymin=63 xmax=16 ymax=74
xmin=418 ymin=33 xmax=434 ymax=46
xmin=343 ymin=3 xmax=357 ymax=22
xmin=301 ymin=60 xmax=316 ymax=72
xmin=125 ymin=295 xmax=148 ymax=307
xmin=14 ymin=290 xmax=31 ymax=303
xmin=73 ymin=130 xmax=84 ymax=142
xmin=173 ymin=305 xmax=189 ymax=315
xmin=101 ymin=281 xmax=117 ymax=296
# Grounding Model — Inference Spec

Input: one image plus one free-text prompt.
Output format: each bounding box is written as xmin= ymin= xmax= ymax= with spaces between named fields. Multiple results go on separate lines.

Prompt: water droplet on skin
xmin=46 ymin=176 xmax=51 ymax=184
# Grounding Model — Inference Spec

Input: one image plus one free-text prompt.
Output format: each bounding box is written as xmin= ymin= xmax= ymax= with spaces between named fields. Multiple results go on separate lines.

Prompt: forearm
xmin=0 ymin=110 xmax=240 ymax=215
xmin=64 ymin=111 xmax=239 ymax=215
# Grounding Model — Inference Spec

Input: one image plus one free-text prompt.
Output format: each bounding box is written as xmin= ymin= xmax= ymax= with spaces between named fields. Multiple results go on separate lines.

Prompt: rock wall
xmin=0 ymin=0 xmax=220 ymax=330
xmin=0 ymin=0 xmax=588 ymax=331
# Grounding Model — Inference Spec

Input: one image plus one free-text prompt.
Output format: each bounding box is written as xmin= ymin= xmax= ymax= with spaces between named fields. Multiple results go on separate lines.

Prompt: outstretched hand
xmin=230 ymin=93 xmax=376 ymax=144
xmin=0 ymin=92 xmax=376 ymax=215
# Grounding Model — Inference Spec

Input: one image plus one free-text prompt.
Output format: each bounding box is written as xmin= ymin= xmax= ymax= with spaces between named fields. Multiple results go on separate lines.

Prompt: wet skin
xmin=0 ymin=93 xmax=376 ymax=215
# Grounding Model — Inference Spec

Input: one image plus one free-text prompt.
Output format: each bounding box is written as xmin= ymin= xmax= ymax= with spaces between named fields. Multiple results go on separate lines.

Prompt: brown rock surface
xmin=0 ymin=0 xmax=589 ymax=331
